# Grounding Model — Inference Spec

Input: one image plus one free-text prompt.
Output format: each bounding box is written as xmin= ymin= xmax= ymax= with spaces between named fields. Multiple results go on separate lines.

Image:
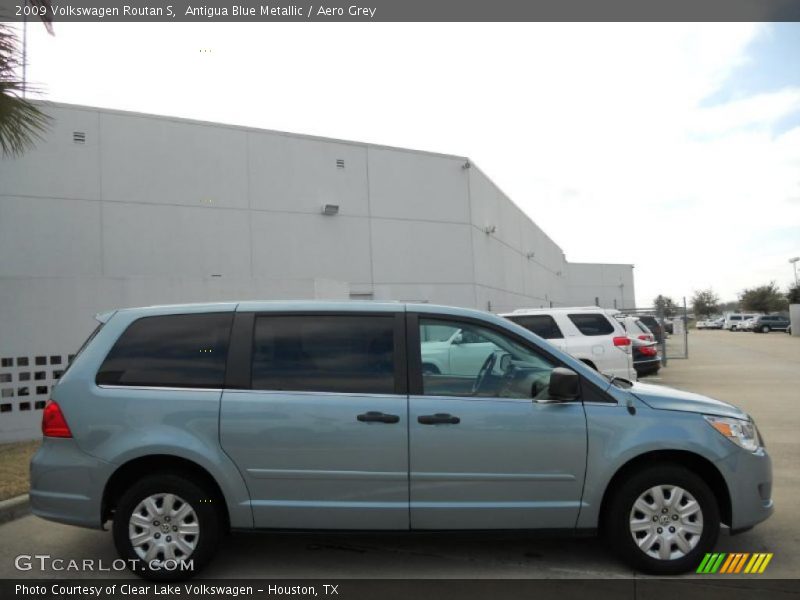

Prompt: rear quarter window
xmin=96 ymin=313 xmax=233 ymax=388
xmin=567 ymin=313 xmax=615 ymax=336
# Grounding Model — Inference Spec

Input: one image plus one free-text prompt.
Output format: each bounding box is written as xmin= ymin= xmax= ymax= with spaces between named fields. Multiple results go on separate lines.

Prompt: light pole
xmin=790 ymin=257 xmax=800 ymax=287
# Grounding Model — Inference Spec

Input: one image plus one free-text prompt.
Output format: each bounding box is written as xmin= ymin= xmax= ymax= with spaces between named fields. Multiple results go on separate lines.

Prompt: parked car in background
xmin=637 ymin=315 xmax=665 ymax=344
xmin=631 ymin=338 xmax=661 ymax=377
xmin=615 ymin=316 xmax=660 ymax=377
xmin=663 ymin=320 xmax=675 ymax=335
xmin=737 ymin=317 xmax=758 ymax=332
xmin=30 ymin=301 xmax=774 ymax=578
xmin=751 ymin=315 xmax=791 ymax=333
xmin=616 ymin=315 xmax=655 ymax=342
xmin=697 ymin=318 xmax=723 ymax=330
xmin=502 ymin=307 xmax=635 ymax=380
xmin=724 ymin=313 xmax=759 ymax=331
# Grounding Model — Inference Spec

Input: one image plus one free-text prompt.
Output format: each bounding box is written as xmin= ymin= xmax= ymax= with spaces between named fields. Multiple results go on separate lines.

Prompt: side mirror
xmin=452 ymin=332 xmax=463 ymax=344
xmin=544 ymin=367 xmax=580 ymax=402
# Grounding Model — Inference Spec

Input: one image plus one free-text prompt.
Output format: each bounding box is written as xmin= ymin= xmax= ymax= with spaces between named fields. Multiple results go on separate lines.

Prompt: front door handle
xmin=357 ymin=411 xmax=400 ymax=424
xmin=417 ymin=413 xmax=461 ymax=425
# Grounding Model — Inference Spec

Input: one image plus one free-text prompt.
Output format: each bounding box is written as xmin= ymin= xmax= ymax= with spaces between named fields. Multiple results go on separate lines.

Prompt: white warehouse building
xmin=0 ymin=103 xmax=635 ymax=440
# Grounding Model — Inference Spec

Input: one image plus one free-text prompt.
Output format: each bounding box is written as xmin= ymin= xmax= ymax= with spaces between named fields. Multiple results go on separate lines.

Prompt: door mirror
xmin=545 ymin=367 xmax=580 ymax=402
xmin=452 ymin=331 xmax=463 ymax=344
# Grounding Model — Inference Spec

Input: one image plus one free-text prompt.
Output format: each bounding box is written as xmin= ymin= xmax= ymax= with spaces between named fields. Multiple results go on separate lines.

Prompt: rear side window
xmin=251 ymin=315 xmax=396 ymax=394
xmin=568 ymin=313 xmax=615 ymax=336
xmin=508 ymin=315 xmax=563 ymax=339
xmin=96 ymin=313 xmax=233 ymax=388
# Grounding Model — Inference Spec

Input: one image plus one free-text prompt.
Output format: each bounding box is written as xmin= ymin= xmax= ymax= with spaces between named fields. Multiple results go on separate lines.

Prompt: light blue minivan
xmin=31 ymin=302 xmax=773 ymax=579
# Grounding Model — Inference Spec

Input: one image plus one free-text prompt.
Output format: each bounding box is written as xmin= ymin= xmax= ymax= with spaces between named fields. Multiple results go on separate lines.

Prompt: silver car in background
xmin=31 ymin=302 xmax=773 ymax=580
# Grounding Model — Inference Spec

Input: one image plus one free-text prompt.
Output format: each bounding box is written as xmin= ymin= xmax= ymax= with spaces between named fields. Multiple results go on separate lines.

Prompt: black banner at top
xmin=2 ymin=0 xmax=800 ymax=23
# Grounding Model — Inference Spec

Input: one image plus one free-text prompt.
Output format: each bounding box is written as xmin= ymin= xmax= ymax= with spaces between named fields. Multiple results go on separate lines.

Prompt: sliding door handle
xmin=417 ymin=413 xmax=460 ymax=425
xmin=357 ymin=411 xmax=400 ymax=424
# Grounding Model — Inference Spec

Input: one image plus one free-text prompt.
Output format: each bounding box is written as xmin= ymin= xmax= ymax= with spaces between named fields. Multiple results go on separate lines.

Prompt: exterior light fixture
xmin=526 ymin=251 xmax=535 ymax=259
xmin=484 ymin=225 xmax=496 ymax=235
xmin=321 ymin=204 xmax=339 ymax=216
xmin=462 ymin=160 xmax=471 ymax=170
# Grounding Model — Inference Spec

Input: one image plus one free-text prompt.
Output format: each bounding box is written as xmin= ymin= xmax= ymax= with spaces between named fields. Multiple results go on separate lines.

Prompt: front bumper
xmin=29 ymin=438 xmax=113 ymax=529
xmin=718 ymin=446 xmax=774 ymax=531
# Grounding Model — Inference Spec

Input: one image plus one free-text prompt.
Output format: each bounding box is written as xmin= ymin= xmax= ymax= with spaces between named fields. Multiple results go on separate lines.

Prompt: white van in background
xmin=723 ymin=313 xmax=760 ymax=331
xmin=501 ymin=307 xmax=636 ymax=380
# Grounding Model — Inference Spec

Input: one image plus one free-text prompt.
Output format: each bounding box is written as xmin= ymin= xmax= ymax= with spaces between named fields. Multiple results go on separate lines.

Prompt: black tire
xmin=761 ymin=325 xmax=770 ymax=333
xmin=605 ymin=464 xmax=720 ymax=575
xmin=113 ymin=473 xmax=221 ymax=581
xmin=422 ymin=363 xmax=441 ymax=375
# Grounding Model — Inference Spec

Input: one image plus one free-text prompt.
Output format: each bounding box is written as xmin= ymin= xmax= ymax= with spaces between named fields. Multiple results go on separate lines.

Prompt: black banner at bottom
xmin=2 ymin=579 xmax=799 ymax=600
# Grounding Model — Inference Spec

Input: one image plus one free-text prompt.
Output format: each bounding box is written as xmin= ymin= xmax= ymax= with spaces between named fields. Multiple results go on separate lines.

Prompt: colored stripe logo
xmin=696 ymin=553 xmax=773 ymax=574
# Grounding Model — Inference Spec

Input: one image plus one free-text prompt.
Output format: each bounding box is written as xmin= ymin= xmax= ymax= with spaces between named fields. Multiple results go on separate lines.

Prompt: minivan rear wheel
xmin=605 ymin=464 xmax=720 ymax=574
xmin=112 ymin=473 xmax=220 ymax=580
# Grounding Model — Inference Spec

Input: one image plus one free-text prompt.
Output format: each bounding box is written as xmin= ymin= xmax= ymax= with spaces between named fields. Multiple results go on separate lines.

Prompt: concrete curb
xmin=0 ymin=494 xmax=30 ymax=525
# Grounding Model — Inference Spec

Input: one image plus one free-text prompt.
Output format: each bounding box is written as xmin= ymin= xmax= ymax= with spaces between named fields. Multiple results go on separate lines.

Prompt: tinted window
xmin=419 ymin=318 xmax=559 ymax=400
xmin=251 ymin=315 xmax=395 ymax=394
xmin=508 ymin=315 xmax=564 ymax=339
xmin=96 ymin=313 xmax=232 ymax=388
xmin=568 ymin=313 xmax=615 ymax=336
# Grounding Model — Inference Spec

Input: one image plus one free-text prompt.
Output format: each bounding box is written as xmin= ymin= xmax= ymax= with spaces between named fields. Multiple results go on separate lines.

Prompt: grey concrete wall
xmin=0 ymin=102 xmax=634 ymax=440
xmin=564 ymin=262 xmax=636 ymax=309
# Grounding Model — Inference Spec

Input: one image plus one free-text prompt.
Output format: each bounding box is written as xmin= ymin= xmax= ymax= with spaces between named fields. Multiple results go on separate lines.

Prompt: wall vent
xmin=73 ymin=131 xmax=86 ymax=144
xmin=336 ymin=159 xmax=345 ymax=169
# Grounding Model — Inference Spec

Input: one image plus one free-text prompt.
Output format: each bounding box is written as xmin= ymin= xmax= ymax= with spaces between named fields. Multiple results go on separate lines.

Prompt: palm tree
xmin=0 ymin=17 xmax=52 ymax=157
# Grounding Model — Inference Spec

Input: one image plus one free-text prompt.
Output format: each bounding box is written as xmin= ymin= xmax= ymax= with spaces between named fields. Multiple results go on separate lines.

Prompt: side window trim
xmin=224 ymin=311 xmax=254 ymax=390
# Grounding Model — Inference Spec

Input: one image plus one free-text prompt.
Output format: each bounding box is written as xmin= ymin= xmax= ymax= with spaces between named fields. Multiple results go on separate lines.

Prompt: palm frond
xmin=0 ymin=23 xmax=51 ymax=158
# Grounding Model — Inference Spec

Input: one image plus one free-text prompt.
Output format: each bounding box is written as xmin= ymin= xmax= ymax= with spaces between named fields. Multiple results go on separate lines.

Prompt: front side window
xmin=506 ymin=314 xmax=564 ymax=339
xmin=419 ymin=318 xmax=560 ymax=400
xmin=251 ymin=315 xmax=396 ymax=394
xmin=96 ymin=313 xmax=232 ymax=388
xmin=568 ymin=313 xmax=615 ymax=336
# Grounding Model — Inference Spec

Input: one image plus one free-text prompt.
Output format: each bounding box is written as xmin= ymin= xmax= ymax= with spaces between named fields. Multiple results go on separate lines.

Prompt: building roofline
xmin=32 ymin=100 xmax=470 ymax=163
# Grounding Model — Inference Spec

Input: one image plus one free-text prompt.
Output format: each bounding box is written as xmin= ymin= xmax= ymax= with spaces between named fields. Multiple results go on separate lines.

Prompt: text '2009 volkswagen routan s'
xmin=31 ymin=302 xmax=773 ymax=580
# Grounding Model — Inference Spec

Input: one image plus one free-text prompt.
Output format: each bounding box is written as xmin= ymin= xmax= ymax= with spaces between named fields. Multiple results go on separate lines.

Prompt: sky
xmin=20 ymin=22 xmax=800 ymax=307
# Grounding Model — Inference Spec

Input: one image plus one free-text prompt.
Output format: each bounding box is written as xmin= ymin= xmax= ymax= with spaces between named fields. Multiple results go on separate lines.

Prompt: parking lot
xmin=1 ymin=329 xmax=797 ymax=580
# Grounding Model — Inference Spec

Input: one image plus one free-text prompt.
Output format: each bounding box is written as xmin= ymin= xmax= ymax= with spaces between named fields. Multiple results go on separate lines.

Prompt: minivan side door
xmin=408 ymin=313 xmax=588 ymax=530
xmin=220 ymin=310 xmax=409 ymax=530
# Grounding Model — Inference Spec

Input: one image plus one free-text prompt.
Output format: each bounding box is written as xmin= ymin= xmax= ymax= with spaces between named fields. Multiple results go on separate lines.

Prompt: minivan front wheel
xmin=113 ymin=473 xmax=220 ymax=580
xmin=606 ymin=464 xmax=720 ymax=574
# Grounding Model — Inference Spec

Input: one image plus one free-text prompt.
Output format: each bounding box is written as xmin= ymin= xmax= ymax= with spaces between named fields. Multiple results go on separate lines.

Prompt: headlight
xmin=704 ymin=415 xmax=759 ymax=452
